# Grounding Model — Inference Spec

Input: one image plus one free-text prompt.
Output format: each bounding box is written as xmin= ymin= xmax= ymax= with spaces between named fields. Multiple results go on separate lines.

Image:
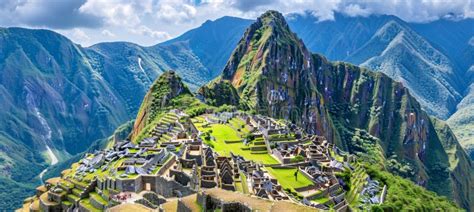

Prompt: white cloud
xmin=0 ymin=0 xmax=102 ymax=29
xmin=79 ymin=0 xmax=149 ymax=27
xmin=342 ymin=3 xmax=371 ymax=17
xmin=69 ymin=28 xmax=90 ymax=44
xmin=1 ymin=0 xmax=473 ymax=46
xmin=131 ymin=25 xmax=171 ymax=41
xmin=333 ymin=0 xmax=474 ymax=22
xmin=101 ymin=29 xmax=115 ymax=37
xmin=154 ymin=0 xmax=198 ymax=23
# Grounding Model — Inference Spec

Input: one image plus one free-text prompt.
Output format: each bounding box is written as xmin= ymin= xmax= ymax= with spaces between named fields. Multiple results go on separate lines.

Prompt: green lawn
xmin=265 ymin=168 xmax=314 ymax=190
xmin=312 ymin=196 xmax=330 ymax=204
xmin=193 ymin=117 xmax=211 ymax=132
xmin=202 ymin=123 xmax=279 ymax=165
xmin=229 ymin=118 xmax=250 ymax=134
xmin=128 ymin=149 xmax=139 ymax=153
xmin=209 ymin=124 xmax=241 ymax=141
xmin=330 ymin=150 xmax=345 ymax=162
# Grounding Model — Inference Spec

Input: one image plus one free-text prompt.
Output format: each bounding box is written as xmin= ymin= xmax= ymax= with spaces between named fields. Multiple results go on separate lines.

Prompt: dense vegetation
xmin=364 ymin=165 xmax=460 ymax=211
xmin=198 ymin=80 xmax=240 ymax=106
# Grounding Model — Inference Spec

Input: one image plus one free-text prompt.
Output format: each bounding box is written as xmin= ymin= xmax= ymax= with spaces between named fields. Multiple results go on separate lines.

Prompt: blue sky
xmin=1 ymin=0 xmax=473 ymax=46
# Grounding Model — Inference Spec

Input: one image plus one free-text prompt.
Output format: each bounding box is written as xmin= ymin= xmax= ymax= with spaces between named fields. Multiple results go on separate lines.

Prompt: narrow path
xmin=39 ymin=145 xmax=59 ymax=184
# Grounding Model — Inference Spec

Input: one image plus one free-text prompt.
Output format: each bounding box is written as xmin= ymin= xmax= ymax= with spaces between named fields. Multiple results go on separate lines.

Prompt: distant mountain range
xmin=0 ymin=12 xmax=473 ymax=209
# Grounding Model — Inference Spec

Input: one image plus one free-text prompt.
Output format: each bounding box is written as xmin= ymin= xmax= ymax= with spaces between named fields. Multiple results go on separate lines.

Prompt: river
xmin=39 ymin=145 xmax=59 ymax=184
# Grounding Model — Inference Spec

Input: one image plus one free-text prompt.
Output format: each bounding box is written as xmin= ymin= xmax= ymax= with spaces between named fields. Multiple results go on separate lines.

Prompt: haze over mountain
xmin=0 ymin=10 xmax=473 ymax=209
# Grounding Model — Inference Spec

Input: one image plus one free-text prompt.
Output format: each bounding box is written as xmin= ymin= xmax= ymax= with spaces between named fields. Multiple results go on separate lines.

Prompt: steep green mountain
xmin=118 ymin=15 xmax=473 ymax=153
xmin=0 ymin=27 xmax=130 ymax=209
xmin=289 ymin=15 xmax=474 ymax=157
xmin=160 ymin=14 xmax=474 ymax=158
xmin=131 ymin=70 xmax=195 ymax=140
xmin=154 ymin=14 xmax=474 ymax=156
xmin=200 ymin=11 xmax=473 ymax=210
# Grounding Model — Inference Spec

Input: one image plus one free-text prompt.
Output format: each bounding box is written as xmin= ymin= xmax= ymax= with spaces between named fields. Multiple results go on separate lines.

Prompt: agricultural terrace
xmin=265 ymin=167 xmax=314 ymax=191
xmin=192 ymin=115 xmax=279 ymax=165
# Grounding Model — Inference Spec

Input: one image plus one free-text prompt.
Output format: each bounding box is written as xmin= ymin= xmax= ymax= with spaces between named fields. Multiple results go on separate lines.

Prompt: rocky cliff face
xmin=201 ymin=10 xmax=473 ymax=210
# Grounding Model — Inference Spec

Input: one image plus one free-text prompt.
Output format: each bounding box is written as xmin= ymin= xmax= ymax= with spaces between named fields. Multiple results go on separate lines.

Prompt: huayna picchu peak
xmin=17 ymin=10 xmax=472 ymax=212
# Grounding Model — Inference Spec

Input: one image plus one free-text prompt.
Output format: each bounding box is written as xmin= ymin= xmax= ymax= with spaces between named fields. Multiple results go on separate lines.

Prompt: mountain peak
xmin=255 ymin=10 xmax=293 ymax=39
xmin=374 ymin=20 xmax=406 ymax=39
xmin=141 ymin=70 xmax=191 ymax=106
xmin=220 ymin=9 xmax=309 ymax=90
xmin=259 ymin=10 xmax=286 ymax=24
xmin=132 ymin=70 xmax=191 ymax=138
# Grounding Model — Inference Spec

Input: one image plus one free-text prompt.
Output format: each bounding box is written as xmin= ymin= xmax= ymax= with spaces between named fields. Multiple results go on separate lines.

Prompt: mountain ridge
xmin=347 ymin=19 xmax=464 ymax=119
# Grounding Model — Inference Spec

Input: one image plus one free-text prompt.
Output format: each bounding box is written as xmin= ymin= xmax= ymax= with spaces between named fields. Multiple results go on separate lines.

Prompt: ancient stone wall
xmin=116 ymin=177 xmax=143 ymax=193
xmin=154 ymin=176 xmax=195 ymax=198
xmin=170 ymin=170 xmax=191 ymax=186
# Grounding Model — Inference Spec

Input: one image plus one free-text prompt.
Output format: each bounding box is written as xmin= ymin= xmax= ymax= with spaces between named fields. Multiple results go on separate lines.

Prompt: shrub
xmin=290 ymin=155 xmax=305 ymax=163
